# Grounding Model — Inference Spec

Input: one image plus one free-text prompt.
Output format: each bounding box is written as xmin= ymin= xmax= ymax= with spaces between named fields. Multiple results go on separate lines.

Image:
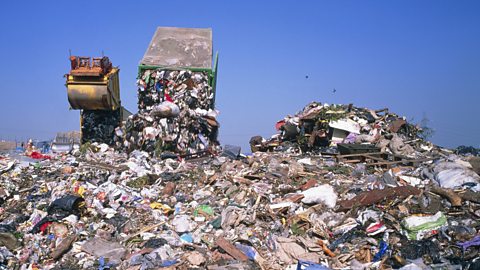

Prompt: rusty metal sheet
xmin=337 ymin=186 xmax=422 ymax=211
xmin=140 ymin=27 xmax=212 ymax=69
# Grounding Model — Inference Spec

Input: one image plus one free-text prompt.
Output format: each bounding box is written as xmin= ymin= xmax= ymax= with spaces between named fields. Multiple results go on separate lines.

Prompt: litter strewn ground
xmin=0 ymin=101 xmax=479 ymax=270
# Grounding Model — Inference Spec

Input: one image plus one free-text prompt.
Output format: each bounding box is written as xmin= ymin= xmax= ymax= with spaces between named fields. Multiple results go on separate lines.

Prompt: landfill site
xmin=1 ymin=26 xmax=480 ymax=270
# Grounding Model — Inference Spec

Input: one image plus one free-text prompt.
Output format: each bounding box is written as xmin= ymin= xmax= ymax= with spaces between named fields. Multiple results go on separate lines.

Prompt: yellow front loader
xmin=66 ymin=56 xmax=127 ymax=145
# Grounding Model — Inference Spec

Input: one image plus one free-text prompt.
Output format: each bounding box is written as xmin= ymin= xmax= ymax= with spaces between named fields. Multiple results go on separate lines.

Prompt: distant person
xmin=25 ymin=139 xmax=35 ymax=155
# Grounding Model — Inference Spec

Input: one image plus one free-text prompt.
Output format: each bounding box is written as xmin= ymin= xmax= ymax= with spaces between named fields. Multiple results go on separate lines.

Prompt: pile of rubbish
xmin=250 ymin=102 xmax=430 ymax=156
xmin=0 ymin=101 xmax=480 ymax=270
xmin=455 ymin=146 xmax=480 ymax=157
xmin=81 ymin=110 xmax=122 ymax=145
xmin=117 ymin=69 xmax=219 ymax=156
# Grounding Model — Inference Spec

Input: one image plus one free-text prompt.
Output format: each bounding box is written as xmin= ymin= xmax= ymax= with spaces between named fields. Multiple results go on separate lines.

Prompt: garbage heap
xmin=250 ymin=101 xmax=428 ymax=155
xmin=81 ymin=109 xmax=122 ymax=145
xmin=1 ymin=101 xmax=480 ymax=269
xmin=117 ymin=69 xmax=219 ymax=156
xmin=1 ymin=139 xmax=480 ymax=269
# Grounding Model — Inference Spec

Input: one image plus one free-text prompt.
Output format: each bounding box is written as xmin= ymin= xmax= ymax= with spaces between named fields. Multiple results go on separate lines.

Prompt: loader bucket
xmin=66 ymin=68 xmax=120 ymax=111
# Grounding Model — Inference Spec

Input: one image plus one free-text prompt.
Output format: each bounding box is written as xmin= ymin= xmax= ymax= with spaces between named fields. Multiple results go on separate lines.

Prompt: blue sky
xmin=0 ymin=1 xmax=479 ymax=151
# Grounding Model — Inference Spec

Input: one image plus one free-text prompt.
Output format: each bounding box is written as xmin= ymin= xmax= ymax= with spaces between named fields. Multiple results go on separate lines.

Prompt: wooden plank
xmin=336 ymin=152 xmax=383 ymax=158
xmin=215 ymin=237 xmax=248 ymax=261
xmin=363 ymin=154 xmax=386 ymax=162
xmin=366 ymin=157 xmax=436 ymax=167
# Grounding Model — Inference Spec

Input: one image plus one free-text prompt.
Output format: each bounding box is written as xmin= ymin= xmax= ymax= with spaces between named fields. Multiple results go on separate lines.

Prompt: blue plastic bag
xmin=297 ymin=260 xmax=331 ymax=270
xmin=373 ymin=240 xmax=388 ymax=262
xmin=235 ymin=243 xmax=257 ymax=260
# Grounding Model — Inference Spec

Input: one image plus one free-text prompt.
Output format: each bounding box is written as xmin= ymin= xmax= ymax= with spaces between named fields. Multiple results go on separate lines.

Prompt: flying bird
xmin=333 ymin=88 xmax=337 ymax=93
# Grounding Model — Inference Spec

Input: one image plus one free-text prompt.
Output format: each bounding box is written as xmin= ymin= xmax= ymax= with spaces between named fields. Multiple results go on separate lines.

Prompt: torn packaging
xmin=81 ymin=237 xmax=126 ymax=265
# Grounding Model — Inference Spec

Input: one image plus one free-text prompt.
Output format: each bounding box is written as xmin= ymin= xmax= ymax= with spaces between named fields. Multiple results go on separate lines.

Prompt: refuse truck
xmin=139 ymin=27 xmax=219 ymax=109
xmin=131 ymin=27 xmax=220 ymax=155
xmin=65 ymin=56 xmax=129 ymax=144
